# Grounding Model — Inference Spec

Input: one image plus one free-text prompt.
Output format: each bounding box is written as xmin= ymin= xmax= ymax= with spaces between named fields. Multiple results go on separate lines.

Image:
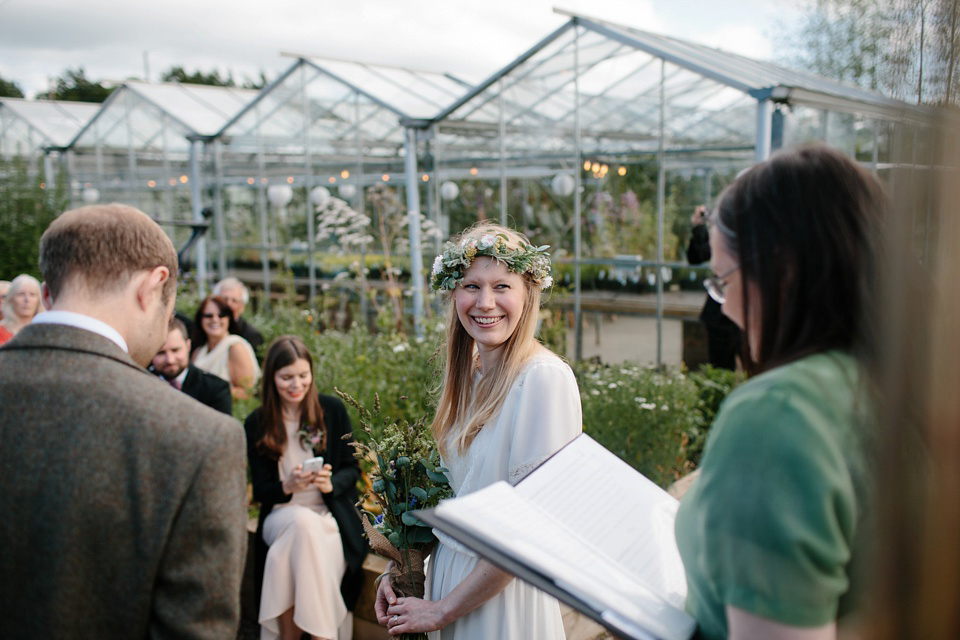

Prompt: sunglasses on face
xmin=202 ymin=312 xmax=230 ymax=319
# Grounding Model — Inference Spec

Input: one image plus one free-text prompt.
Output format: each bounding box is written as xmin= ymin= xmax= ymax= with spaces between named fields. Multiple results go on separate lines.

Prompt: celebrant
xmin=377 ymin=224 xmax=582 ymax=639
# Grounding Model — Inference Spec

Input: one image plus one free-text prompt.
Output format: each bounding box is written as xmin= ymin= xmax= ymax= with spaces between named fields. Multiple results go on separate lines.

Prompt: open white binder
xmin=416 ymin=433 xmax=697 ymax=640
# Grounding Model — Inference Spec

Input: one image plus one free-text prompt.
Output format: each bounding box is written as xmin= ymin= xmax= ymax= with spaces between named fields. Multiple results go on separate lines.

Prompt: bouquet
xmin=336 ymin=389 xmax=452 ymax=640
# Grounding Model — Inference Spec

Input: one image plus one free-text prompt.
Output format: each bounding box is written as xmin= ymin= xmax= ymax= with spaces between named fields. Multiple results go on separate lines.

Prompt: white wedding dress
xmin=428 ymin=351 xmax=583 ymax=640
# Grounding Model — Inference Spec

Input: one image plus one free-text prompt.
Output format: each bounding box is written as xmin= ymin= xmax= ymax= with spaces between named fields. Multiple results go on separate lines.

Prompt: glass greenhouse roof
xmin=69 ymin=81 xmax=259 ymax=151
xmin=0 ymin=97 xmax=99 ymax=152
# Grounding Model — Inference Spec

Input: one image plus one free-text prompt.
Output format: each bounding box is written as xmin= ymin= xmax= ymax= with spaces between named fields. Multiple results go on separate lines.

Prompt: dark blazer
xmin=234 ymin=316 xmax=263 ymax=350
xmin=0 ymin=323 xmax=248 ymax=639
xmin=244 ymin=395 xmax=368 ymax=610
xmin=182 ymin=364 xmax=233 ymax=415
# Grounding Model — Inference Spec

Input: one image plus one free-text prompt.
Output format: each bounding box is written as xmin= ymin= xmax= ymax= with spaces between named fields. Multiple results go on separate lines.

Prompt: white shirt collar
xmin=32 ymin=310 xmax=129 ymax=353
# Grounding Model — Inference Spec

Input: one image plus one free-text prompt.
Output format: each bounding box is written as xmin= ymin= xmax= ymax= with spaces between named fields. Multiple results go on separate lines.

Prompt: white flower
xmin=432 ymin=255 xmax=443 ymax=275
xmin=640 ymin=402 xmax=657 ymax=410
xmin=478 ymin=234 xmax=495 ymax=249
xmin=590 ymin=389 xmax=600 ymax=396
xmin=392 ymin=343 xmax=408 ymax=353
xmin=540 ymin=275 xmax=553 ymax=289
xmin=660 ymin=405 xmax=669 ymax=411
xmin=608 ymin=383 xmax=618 ymax=389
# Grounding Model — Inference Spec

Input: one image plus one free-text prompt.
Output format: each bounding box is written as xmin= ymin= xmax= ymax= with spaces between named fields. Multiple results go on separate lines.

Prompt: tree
xmin=783 ymin=0 xmax=960 ymax=105
xmin=0 ymin=74 xmax=24 ymax=98
xmin=43 ymin=67 xmax=113 ymax=103
xmin=161 ymin=65 xmax=235 ymax=87
xmin=160 ymin=65 xmax=269 ymax=90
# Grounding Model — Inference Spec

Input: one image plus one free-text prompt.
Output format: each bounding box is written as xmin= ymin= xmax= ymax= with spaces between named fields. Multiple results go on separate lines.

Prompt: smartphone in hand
xmin=302 ymin=456 xmax=325 ymax=473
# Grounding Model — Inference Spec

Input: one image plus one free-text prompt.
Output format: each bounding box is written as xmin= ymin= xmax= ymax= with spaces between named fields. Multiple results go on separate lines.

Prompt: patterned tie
xmin=169 ymin=378 xmax=182 ymax=391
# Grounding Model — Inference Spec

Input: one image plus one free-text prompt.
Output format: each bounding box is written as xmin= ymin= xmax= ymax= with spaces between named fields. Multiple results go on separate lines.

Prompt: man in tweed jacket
xmin=0 ymin=204 xmax=248 ymax=639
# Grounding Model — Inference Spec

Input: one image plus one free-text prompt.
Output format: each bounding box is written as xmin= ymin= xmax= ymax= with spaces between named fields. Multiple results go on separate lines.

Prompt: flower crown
xmin=430 ymin=233 xmax=553 ymax=292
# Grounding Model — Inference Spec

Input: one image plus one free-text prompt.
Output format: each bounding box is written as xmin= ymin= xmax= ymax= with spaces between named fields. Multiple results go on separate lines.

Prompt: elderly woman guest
xmin=674 ymin=145 xmax=884 ymax=640
xmin=0 ymin=280 xmax=10 ymax=321
xmin=0 ymin=274 xmax=43 ymax=345
xmin=191 ymin=294 xmax=260 ymax=398
xmin=377 ymin=224 xmax=582 ymax=639
xmin=245 ymin=336 xmax=368 ymax=640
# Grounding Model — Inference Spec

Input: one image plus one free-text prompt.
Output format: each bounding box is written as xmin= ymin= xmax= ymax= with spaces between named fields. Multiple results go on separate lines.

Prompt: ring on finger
xmin=392 ymin=614 xmax=399 ymax=622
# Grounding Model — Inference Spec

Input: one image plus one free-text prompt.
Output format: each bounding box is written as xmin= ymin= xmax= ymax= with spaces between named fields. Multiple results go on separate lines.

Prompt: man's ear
xmin=41 ymin=281 xmax=54 ymax=310
xmin=135 ymin=266 xmax=170 ymax=311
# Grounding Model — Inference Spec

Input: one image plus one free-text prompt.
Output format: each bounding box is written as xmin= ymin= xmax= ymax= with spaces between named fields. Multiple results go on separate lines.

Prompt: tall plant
xmin=0 ymin=155 xmax=68 ymax=278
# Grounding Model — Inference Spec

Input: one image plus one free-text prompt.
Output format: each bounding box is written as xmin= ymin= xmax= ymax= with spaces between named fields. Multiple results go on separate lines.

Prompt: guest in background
xmin=0 ymin=280 xmax=10 ymax=321
xmin=245 ymin=336 xmax=367 ymax=640
xmin=0 ymin=274 xmax=43 ymax=345
xmin=191 ymin=294 xmax=260 ymax=399
xmin=151 ymin=316 xmax=232 ymax=415
xmin=687 ymin=205 xmax=740 ymax=370
xmin=215 ymin=276 xmax=264 ymax=349
xmin=675 ymin=145 xmax=884 ymax=640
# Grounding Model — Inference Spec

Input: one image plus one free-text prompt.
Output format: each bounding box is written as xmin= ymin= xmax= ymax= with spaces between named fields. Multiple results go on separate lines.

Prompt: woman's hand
xmin=312 ymin=463 xmax=334 ymax=494
xmin=281 ymin=464 xmax=316 ymax=495
xmin=374 ymin=563 xmax=398 ymax=626
xmin=386 ymin=597 xmax=450 ymax=635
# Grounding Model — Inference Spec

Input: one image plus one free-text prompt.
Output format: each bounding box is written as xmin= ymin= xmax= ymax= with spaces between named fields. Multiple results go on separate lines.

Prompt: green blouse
xmin=675 ymin=351 xmax=872 ymax=639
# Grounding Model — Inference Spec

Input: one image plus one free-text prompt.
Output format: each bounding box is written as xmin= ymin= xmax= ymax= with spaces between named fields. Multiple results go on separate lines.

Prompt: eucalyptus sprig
xmin=336 ymin=388 xmax=452 ymax=550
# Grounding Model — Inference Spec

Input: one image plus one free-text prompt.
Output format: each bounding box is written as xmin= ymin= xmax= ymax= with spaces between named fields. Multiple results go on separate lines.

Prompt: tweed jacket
xmin=0 ymin=324 xmax=248 ymax=640
xmin=245 ymin=395 xmax=369 ymax=609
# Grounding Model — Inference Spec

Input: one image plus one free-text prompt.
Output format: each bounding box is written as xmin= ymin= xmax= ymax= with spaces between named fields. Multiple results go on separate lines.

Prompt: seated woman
xmin=245 ymin=336 xmax=368 ymax=640
xmin=191 ymin=294 xmax=260 ymax=398
xmin=0 ymin=274 xmax=43 ymax=345
xmin=674 ymin=144 xmax=886 ymax=640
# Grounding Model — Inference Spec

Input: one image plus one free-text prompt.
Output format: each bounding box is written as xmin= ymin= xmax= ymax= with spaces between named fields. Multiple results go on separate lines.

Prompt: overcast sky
xmin=0 ymin=0 xmax=802 ymax=99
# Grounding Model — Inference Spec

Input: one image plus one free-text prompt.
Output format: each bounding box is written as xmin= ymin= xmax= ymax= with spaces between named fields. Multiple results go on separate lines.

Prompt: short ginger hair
xmin=39 ymin=204 xmax=179 ymax=304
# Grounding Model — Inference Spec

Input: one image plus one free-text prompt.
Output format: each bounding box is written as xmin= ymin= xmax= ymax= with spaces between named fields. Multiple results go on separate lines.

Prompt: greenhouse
xmin=0 ymin=97 xmax=100 ymax=178
xmin=31 ymin=10 xmax=937 ymax=362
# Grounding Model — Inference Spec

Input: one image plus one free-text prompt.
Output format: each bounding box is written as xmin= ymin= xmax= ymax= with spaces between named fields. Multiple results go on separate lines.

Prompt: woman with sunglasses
xmin=191 ymin=294 xmax=260 ymax=398
xmin=675 ymin=144 xmax=885 ymax=640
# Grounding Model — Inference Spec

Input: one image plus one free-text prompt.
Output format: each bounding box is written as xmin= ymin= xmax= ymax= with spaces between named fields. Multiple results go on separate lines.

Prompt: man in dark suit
xmin=0 ymin=204 xmax=247 ymax=639
xmin=151 ymin=316 xmax=232 ymax=415
xmin=214 ymin=276 xmax=264 ymax=349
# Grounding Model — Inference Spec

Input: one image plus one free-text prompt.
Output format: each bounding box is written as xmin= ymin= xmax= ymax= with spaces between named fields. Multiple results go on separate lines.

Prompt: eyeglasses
xmin=703 ymin=265 xmax=739 ymax=305
xmin=201 ymin=312 xmax=230 ymax=319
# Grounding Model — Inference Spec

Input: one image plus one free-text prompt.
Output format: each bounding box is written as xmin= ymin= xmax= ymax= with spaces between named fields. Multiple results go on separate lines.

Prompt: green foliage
xmin=576 ymin=362 xmax=704 ymax=488
xmin=0 ymin=74 xmax=24 ymax=98
xmin=0 ymin=155 xmax=68 ymax=278
xmin=161 ymin=65 xmax=235 ymax=87
xmin=43 ymin=67 xmax=113 ymax=103
xmin=338 ymin=390 xmax=452 ymax=549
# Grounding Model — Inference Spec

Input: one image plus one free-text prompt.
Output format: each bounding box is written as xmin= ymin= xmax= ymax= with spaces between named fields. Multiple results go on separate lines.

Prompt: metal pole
xmin=656 ymin=59 xmax=666 ymax=366
xmin=574 ymin=25 xmax=583 ymax=362
xmin=188 ymin=139 xmax=208 ymax=297
xmin=499 ymin=78 xmax=508 ymax=226
xmin=355 ymin=92 xmax=368 ymax=325
xmin=755 ymin=98 xmax=774 ymax=163
xmin=404 ymin=127 xmax=425 ymax=336
xmin=301 ymin=64 xmax=316 ymax=307
xmin=256 ymin=103 xmax=271 ymax=308
xmin=213 ymin=139 xmax=227 ymax=279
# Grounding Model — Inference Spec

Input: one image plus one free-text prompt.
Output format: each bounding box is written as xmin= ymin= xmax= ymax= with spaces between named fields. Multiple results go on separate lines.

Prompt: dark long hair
xmin=257 ymin=335 xmax=326 ymax=461
xmin=713 ymin=144 xmax=886 ymax=375
xmin=192 ymin=295 xmax=240 ymax=350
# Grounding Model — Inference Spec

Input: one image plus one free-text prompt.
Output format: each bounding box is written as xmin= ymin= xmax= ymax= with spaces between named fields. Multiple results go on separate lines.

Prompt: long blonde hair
xmin=431 ymin=223 xmax=545 ymax=455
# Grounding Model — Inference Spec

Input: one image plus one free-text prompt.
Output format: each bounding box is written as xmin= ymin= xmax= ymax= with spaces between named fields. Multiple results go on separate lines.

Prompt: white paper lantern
xmin=267 ymin=184 xmax=293 ymax=208
xmin=440 ymin=181 xmax=459 ymax=201
xmin=338 ymin=184 xmax=357 ymax=199
xmin=82 ymin=188 xmax=100 ymax=204
xmin=309 ymin=186 xmax=331 ymax=208
xmin=550 ymin=173 xmax=576 ymax=196
xmin=660 ymin=266 xmax=673 ymax=283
